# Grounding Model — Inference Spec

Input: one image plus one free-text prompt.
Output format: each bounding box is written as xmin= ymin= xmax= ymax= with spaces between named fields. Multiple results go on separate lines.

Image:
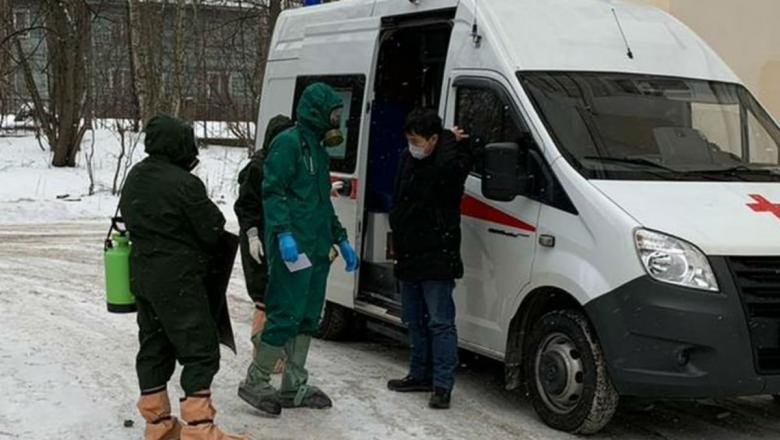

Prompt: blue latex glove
xmin=278 ymin=233 xmax=299 ymax=263
xmin=339 ymin=240 xmax=359 ymax=272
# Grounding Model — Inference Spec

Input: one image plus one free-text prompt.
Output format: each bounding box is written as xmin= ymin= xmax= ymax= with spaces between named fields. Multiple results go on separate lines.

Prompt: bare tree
xmin=84 ymin=125 xmax=96 ymax=195
xmin=0 ymin=0 xmax=11 ymax=124
xmin=255 ymin=0 xmax=281 ymax=96
xmin=212 ymin=0 xmax=290 ymax=154
xmin=46 ymin=0 xmax=92 ymax=167
xmin=170 ymin=0 xmax=189 ymax=117
xmin=112 ymin=121 xmax=128 ymax=194
xmin=13 ymin=28 xmax=55 ymax=145
xmin=5 ymin=0 xmax=294 ymax=165
xmin=127 ymin=0 xmax=154 ymax=124
xmin=111 ymin=118 xmax=142 ymax=195
xmin=9 ymin=1 xmax=94 ymax=167
xmin=128 ymin=0 xmax=198 ymax=123
xmin=212 ymin=1 xmax=267 ymax=149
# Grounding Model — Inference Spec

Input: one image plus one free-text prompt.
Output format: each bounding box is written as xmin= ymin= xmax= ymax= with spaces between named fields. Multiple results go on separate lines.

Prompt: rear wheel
xmin=524 ymin=309 xmax=619 ymax=435
xmin=316 ymin=301 xmax=353 ymax=340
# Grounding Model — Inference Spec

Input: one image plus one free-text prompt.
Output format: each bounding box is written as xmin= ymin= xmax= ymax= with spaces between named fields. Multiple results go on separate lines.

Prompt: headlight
xmin=634 ymin=229 xmax=719 ymax=292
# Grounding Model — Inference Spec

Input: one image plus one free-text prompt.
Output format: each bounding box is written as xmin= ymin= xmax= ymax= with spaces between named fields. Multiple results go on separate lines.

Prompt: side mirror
xmin=482 ymin=142 xmax=532 ymax=202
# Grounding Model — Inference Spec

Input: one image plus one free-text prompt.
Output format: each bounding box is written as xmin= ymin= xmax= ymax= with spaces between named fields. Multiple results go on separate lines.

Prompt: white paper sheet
xmin=285 ymin=253 xmax=313 ymax=273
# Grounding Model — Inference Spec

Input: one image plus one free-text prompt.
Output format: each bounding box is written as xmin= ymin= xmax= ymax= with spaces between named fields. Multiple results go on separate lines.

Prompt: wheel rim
xmin=534 ymin=332 xmax=585 ymax=415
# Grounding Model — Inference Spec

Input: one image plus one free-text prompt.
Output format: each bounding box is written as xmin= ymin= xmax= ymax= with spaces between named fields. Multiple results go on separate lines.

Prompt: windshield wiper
xmin=584 ymin=156 xmax=682 ymax=173
xmin=693 ymin=165 xmax=779 ymax=175
xmin=689 ymin=165 xmax=780 ymax=181
xmin=583 ymin=156 xmax=724 ymax=181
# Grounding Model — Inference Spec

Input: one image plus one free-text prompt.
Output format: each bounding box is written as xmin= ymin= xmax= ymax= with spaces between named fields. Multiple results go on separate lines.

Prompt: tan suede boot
xmin=251 ymin=304 xmax=284 ymax=374
xmin=137 ymin=389 xmax=183 ymax=440
xmin=180 ymin=392 xmax=248 ymax=440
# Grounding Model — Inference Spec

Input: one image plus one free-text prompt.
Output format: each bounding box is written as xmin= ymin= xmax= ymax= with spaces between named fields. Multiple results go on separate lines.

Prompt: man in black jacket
xmin=387 ymin=109 xmax=473 ymax=410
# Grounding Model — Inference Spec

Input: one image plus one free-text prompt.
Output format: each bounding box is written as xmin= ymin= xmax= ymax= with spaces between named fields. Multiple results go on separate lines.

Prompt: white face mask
xmin=409 ymin=143 xmax=430 ymax=160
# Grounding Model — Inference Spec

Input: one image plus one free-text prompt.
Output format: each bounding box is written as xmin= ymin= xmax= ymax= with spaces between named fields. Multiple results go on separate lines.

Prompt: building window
xmin=207 ymin=71 xmax=228 ymax=99
xmin=108 ymin=68 xmax=131 ymax=93
xmin=231 ymin=73 xmax=249 ymax=99
xmin=13 ymin=9 xmax=31 ymax=39
xmin=111 ymin=21 xmax=128 ymax=43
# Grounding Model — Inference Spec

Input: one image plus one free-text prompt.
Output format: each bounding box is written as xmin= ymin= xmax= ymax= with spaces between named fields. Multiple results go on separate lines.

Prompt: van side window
xmin=455 ymin=86 xmax=527 ymax=176
xmin=293 ymin=75 xmax=366 ymax=174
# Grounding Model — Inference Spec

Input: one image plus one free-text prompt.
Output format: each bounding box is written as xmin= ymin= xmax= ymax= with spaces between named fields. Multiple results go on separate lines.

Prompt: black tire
xmin=773 ymin=395 xmax=780 ymax=404
xmin=523 ymin=309 xmax=619 ymax=435
xmin=316 ymin=301 xmax=353 ymax=341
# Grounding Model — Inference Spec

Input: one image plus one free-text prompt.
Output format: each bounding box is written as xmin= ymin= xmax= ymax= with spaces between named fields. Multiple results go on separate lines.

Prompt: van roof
xmin=275 ymin=0 xmax=740 ymax=84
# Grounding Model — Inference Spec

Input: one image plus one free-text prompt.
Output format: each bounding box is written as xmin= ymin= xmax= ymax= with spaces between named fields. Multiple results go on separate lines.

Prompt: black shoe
xmin=387 ymin=375 xmax=434 ymax=393
xmin=429 ymin=387 xmax=451 ymax=409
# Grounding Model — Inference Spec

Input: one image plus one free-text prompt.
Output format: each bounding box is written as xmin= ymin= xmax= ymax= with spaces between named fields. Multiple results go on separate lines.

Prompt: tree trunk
xmin=247 ymin=0 xmax=282 ymax=155
xmin=127 ymin=0 xmax=152 ymax=124
xmin=255 ymin=0 xmax=282 ymax=96
xmin=124 ymin=1 xmax=141 ymax=128
xmin=151 ymin=2 xmax=166 ymax=116
xmin=171 ymin=0 xmax=187 ymax=117
xmin=0 ymin=0 xmax=10 ymax=118
xmin=14 ymin=37 xmax=55 ymax=147
xmin=46 ymin=0 xmax=90 ymax=167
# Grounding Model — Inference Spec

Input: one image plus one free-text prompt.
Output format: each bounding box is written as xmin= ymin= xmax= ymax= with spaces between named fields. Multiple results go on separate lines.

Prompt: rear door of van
xmin=295 ymin=15 xmax=382 ymax=309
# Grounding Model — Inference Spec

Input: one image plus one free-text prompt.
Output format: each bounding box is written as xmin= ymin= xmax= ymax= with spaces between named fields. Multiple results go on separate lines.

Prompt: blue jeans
xmin=400 ymin=280 xmax=458 ymax=391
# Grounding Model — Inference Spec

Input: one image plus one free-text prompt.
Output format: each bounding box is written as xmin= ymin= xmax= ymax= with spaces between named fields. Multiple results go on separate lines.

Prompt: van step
xmin=366 ymin=319 xmax=407 ymax=343
xmin=359 ymin=290 xmax=402 ymax=318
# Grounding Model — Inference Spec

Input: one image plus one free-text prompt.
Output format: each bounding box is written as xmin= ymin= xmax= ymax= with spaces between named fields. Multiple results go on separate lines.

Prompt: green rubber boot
xmin=238 ymin=337 xmax=284 ymax=416
xmin=279 ymin=335 xmax=332 ymax=409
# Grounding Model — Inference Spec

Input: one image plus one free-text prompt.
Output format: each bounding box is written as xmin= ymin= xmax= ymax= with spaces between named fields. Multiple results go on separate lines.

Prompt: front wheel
xmin=524 ymin=309 xmax=619 ymax=435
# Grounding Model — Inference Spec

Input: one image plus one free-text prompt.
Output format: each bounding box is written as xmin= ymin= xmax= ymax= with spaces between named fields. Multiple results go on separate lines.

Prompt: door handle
xmin=488 ymin=228 xmax=528 ymax=238
xmin=334 ymin=178 xmax=352 ymax=197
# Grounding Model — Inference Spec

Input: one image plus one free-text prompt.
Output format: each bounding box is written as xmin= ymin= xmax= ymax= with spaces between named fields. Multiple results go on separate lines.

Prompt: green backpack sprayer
xmin=104 ymin=216 xmax=137 ymax=313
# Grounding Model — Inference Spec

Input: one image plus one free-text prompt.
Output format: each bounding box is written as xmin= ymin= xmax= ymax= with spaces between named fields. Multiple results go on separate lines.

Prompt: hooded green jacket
xmin=120 ymin=115 xmax=226 ymax=292
xmin=262 ymin=83 xmax=348 ymax=263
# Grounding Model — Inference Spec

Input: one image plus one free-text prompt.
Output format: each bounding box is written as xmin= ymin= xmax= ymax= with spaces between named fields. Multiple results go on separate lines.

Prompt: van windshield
xmin=519 ymin=72 xmax=780 ymax=181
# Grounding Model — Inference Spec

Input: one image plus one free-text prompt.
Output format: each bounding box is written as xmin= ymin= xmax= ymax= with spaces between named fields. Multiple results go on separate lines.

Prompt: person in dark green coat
xmin=120 ymin=114 xmax=246 ymax=440
xmin=239 ymin=83 xmax=359 ymax=415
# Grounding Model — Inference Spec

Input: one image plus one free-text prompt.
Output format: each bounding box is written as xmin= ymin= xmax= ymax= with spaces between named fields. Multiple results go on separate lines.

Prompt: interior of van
xmin=358 ymin=12 xmax=455 ymax=316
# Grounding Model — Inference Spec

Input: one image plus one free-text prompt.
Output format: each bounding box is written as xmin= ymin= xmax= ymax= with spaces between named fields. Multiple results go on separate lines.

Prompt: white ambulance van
xmin=255 ymin=0 xmax=780 ymax=433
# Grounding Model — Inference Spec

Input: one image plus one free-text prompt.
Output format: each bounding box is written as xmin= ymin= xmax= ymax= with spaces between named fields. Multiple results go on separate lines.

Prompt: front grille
xmin=729 ymin=257 xmax=780 ymax=374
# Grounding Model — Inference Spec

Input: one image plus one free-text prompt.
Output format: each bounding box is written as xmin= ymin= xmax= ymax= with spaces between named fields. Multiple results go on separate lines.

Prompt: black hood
xmin=144 ymin=114 xmax=199 ymax=170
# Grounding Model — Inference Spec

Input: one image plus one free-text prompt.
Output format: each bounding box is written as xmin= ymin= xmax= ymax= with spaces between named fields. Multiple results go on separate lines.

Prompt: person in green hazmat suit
xmin=238 ymin=83 xmax=359 ymax=415
xmin=120 ymin=114 xmax=247 ymax=440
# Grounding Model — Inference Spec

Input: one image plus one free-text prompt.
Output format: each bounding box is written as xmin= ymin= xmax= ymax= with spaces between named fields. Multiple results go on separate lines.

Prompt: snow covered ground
xmin=3 ymin=222 xmax=780 ymax=440
xmin=3 ymin=130 xmax=780 ymax=439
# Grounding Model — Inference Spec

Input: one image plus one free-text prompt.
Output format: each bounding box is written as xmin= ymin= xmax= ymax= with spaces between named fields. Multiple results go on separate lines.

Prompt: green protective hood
xmin=144 ymin=114 xmax=199 ymax=169
xmin=296 ymin=83 xmax=344 ymax=140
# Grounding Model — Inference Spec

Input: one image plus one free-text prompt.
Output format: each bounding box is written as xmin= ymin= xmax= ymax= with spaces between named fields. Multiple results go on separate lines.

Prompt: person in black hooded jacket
xmin=119 ymin=114 xmax=246 ymax=440
xmin=387 ymin=108 xmax=473 ymax=410
xmin=234 ymin=115 xmax=294 ymax=374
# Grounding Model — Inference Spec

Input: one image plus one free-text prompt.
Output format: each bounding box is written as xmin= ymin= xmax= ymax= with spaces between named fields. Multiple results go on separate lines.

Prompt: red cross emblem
xmin=747 ymin=194 xmax=780 ymax=220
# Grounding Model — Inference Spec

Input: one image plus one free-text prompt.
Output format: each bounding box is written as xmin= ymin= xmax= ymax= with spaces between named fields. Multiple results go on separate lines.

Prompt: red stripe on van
xmin=461 ymin=195 xmax=537 ymax=232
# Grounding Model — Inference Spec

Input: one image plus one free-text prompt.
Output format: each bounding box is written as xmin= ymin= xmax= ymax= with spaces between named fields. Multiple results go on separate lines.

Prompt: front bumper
xmin=585 ymin=257 xmax=780 ymax=398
